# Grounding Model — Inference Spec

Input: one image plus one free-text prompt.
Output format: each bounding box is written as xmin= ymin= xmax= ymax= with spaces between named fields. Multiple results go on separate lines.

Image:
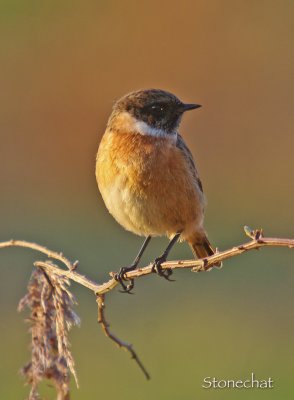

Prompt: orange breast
xmin=96 ymin=130 xmax=204 ymax=237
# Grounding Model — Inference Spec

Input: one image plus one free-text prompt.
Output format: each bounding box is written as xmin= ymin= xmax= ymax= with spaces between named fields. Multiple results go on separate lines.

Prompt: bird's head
xmin=108 ymin=89 xmax=201 ymax=138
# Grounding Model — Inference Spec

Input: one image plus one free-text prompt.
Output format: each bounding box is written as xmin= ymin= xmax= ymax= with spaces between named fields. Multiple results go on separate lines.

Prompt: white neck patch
xmin=134 ymin=119 xmax=177 ymax=140
xmin=112 ymin=112 xmax=177 ymax=141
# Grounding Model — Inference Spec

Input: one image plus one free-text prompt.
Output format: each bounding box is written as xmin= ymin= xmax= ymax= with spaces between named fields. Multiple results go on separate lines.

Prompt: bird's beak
xmin=178 ymin=103 xmax=202 ymax=113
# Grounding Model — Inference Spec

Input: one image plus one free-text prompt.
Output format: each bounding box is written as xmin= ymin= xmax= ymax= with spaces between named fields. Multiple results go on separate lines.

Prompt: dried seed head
xmin=18 ymin=267 xmax=80 ymax=399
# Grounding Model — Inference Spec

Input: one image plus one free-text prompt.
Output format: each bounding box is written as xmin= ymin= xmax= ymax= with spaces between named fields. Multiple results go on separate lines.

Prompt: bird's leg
xmin=152 ymin=233 xmax=181 ymax=281
xmin=115 ymin=236 xmax=151 ymax=293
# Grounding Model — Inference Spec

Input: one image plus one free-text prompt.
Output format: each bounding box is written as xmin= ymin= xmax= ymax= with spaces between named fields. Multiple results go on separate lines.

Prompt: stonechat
xmin=96 ymin=89 xmax=219 ymax=291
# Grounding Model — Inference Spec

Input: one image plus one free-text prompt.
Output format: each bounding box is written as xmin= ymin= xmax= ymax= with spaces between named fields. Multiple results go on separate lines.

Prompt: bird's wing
xmin=176 ymin=134 xmax=203 ymax=193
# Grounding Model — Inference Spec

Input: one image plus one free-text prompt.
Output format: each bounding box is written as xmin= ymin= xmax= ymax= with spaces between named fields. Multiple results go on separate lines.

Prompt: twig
xmin=2 ymin=226 xmax=294 ymax=381
xmin=96 ymin=294 xmax=150 ymax=380
xmin=34 ymin=261 xmax=101 ymax=292
xmin=0 ymin=239 xmax=77 ymax=271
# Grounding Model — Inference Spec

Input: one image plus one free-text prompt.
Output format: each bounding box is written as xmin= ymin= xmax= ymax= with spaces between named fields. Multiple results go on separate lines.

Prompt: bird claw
xmin=152 ymin=257 xmax=175 ymax=281
xmin=114 ymin=267 xmax=135 ymax=294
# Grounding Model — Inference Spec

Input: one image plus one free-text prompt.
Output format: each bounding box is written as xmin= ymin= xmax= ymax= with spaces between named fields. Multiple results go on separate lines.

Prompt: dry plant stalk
xmin=0 ymin=226 xmax=292 ymax=397
xmin=18 ymin=268 xmax=80 ymax=400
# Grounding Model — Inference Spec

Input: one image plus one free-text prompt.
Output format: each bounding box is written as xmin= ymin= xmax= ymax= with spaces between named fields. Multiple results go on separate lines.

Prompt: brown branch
xmin=96 ymin=294 xmax=150 ymax=380
xmin=0 ymin=239 xmax=77 ymax=271
xmin=34 ymin=261 xmax=102 ymax=292
xmin=2 ymin=226 xmax=294 ymax=382
xmin=24 ymin=227 xmax=294 ymax=296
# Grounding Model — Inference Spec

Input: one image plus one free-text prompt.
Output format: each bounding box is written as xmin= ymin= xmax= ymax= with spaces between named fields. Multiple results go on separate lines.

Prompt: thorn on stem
xmin=70 ymin=260 xmax=79 ymax=271
xmin=255 ymin=229 xmax=263 ymax=241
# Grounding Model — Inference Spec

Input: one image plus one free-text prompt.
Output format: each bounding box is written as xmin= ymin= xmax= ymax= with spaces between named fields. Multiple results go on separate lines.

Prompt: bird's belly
xmin=100 ymin=175 xmax=169 ymax=236
xmin=99 ymin=173 xmax=203 ymax=238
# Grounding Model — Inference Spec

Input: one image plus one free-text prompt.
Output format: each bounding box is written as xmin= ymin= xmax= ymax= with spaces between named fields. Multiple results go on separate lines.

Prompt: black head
xmin=112 ymin=89 xmax=201 ymax=133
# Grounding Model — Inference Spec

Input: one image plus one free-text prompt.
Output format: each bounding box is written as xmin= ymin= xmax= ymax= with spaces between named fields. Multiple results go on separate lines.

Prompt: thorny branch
xmin=1 ymin=226 xmax=294 ymax=395
xmin=17 ymin=227 xmax=294 ymax=295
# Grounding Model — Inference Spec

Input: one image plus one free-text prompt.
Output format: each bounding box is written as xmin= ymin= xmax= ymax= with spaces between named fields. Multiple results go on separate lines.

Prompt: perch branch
xmin=13 ymin=227 xmax=293 ymax=296
xmin=2 ymin=226 xmax=294 ymax=381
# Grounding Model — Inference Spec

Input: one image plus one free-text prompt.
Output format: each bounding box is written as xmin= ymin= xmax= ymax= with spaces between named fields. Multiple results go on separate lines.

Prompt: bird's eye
xmin=151 ymin=105 xmax=164 ymax=112
xmin=148 ymin=104 xmax=165 ymax=117
xmin=140 ymin=103 xmax=167 ymax=121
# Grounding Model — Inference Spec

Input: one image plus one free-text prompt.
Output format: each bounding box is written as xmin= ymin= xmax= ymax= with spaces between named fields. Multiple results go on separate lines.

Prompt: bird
xmin=96 ymin=89 xmax=219 ymax=291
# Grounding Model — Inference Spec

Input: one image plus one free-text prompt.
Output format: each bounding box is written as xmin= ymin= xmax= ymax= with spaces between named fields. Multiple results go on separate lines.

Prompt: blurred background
xmin=0 ymin=0 xmax=293 ymax=398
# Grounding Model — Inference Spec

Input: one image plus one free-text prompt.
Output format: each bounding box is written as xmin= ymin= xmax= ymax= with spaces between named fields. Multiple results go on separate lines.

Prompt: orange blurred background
xmin=0 ymin=1 xmax=293 ymax=399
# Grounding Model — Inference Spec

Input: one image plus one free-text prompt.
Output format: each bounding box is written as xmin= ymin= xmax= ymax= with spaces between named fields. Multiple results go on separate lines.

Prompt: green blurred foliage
xmin=0 ymin=0 xmax=293 ymax=398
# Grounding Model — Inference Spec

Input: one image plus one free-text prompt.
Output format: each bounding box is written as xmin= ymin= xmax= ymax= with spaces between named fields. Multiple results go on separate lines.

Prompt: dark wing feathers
xmin=176 ymin=134 xmax=203 ymax=193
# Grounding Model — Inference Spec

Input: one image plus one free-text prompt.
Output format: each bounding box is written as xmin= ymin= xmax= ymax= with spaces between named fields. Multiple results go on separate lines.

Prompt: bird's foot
xmin=152 ymin=255 xmax=174 ymax=281
xmin=114 ymin=266 xmax=136 ymax=294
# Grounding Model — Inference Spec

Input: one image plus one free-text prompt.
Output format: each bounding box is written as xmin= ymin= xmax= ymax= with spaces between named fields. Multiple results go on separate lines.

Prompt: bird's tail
xmin=188 ymin=231 xmax=221 ymax=268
